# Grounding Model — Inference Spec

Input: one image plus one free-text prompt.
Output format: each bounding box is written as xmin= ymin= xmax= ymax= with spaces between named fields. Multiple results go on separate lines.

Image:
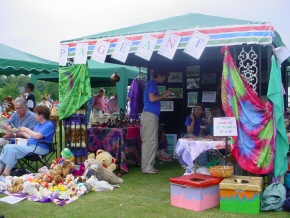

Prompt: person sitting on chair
xmin=0 ymin=105 xmax=54 ymax=176
xmin=179 ymin=103 xmax=211 ymax=175
xmin=0 ymin=97 xmax=36 ymax=153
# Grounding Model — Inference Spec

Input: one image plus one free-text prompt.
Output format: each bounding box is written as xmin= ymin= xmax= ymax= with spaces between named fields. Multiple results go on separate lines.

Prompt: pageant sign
xmin=59 ymin=29 xmax=209 ymax=65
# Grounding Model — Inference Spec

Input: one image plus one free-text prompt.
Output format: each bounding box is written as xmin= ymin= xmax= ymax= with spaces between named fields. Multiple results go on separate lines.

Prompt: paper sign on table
xmin=213 ymin=117 xmax=237 ymax=136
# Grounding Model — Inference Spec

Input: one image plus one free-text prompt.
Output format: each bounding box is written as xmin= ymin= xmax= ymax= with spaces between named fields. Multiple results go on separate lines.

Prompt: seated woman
xmin=179 ymin=103 xmax=212 ymax=175
xmin=185 ymin=103 xmax=211 ymax=137
xmin=0 ymin=105 xmax=54 ymax=176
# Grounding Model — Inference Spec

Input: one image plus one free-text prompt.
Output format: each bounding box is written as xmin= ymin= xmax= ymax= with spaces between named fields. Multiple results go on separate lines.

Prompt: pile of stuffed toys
xmin=0 ymin=148 xmax=123 ymax=203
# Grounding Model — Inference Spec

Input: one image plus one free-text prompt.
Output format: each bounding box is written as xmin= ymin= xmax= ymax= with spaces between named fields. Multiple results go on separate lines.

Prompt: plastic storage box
xmin=170 ymin=173 xmax=223 ymax=211
xmin=219 ymin=175 xmax=263 ymax=214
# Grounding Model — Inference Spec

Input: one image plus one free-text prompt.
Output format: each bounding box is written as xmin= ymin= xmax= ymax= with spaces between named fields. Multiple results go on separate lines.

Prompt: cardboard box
xmin=219 ymin=175 xmax=263 ymax=214
xmin=170 ymin=173 xmax=223 ymax=211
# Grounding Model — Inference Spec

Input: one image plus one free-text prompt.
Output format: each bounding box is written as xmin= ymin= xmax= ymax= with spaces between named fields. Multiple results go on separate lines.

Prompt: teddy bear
xmin=52 ymin=164 xmax=63 ymax=177
xmin=84 ymin=157 xmax=123 ymax=184
xmin=88 ymin=149 xmax=117 ymax=172
xmin=22 ymin=181 xmax=40 ymax=196
xmin=37 ymin=186 xmax=52 ymax=199
xmin=8 ymin=177 xmax=24 ymax=193
xmin=86 ymin=176 xmax=114 ymax=191
xmin=42 ymin=170 xmax=55 ymax=183
xmin=62 ymin=160 xmax=76 ymax=178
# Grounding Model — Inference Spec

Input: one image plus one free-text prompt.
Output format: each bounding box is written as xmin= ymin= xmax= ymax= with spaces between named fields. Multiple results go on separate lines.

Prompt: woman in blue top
xmin=185 ymin=103 xmax=210 ymax=136
xmin=0 ymin=105 xmax=54 ymax=176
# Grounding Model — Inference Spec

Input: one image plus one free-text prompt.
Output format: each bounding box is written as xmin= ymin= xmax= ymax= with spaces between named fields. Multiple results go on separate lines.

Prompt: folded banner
xmin=59 ymin=64 xmax=92 ymax=120
xmin=267 ymin=55 xmax=289 ymax=179
xmin=221 ymin=47 xmax=275 ymax=174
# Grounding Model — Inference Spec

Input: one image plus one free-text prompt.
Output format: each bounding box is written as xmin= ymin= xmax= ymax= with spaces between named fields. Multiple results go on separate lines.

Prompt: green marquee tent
xmin=0 ymin=43 xmax=58 ymax=75
xmin=35 ymin=60 xmax=143 ymax=110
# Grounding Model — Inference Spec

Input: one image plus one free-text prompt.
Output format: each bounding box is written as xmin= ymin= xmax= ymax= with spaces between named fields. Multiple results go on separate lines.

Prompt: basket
xmin=209 ymin=166 xmax=234 ymax=178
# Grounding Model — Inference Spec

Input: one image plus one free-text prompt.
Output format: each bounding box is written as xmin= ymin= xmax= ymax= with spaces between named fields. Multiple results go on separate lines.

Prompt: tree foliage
xmin=0 ymin=75 xmax=59 ymax=103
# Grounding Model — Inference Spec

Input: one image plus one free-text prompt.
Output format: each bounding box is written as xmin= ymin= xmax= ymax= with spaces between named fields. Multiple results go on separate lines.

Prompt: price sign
xmin=213 ymin=117 xmax=238 ymax=136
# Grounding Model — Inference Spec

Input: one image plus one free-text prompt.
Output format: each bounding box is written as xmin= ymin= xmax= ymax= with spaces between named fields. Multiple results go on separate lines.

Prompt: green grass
xmin=1 ymin=128 xmax=289 ymax=217
xmin=0 ymin=159 xmax=289 ymax=218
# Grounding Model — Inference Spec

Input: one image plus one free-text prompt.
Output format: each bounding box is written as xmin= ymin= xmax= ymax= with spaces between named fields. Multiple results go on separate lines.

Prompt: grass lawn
xmin=0 ymin=159 xmax=289 ymax=218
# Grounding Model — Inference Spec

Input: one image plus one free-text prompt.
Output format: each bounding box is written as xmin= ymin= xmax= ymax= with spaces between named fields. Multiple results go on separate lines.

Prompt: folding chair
xmin=17 ymin=122 xmax=58 ymax=173
xmin=17 ymin=141 xmax=57 ymax=172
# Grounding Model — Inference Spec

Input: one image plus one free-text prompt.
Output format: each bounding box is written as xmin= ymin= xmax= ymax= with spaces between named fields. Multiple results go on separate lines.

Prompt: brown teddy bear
xmin=8 ymin=177 xmax=24 ymax=193
xmin=42 ymin=170 xmax=55 ymax=183
xmin=89 ymin=149 xmax=117 ymax=172
xmin=62 ymin=160 xmax=76 ymax=177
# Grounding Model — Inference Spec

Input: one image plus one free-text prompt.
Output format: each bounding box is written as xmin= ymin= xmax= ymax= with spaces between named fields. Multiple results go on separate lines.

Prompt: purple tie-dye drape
xmin=221 ymin=47 xmax=275 ymax=174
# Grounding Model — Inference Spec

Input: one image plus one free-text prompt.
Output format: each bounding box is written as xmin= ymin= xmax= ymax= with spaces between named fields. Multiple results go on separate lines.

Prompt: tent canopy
xmin=35 ymin=60 xmax=143 ymax=110
xmin=0 ymin=43 xmax=58 ymax=76
xmin=61 ymin=13 xmax=286 ymax=63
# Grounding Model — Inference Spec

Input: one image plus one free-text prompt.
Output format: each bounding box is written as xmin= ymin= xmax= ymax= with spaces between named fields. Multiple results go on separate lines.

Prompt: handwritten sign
xmin=213 ymin=117 xmax=238 ymax=136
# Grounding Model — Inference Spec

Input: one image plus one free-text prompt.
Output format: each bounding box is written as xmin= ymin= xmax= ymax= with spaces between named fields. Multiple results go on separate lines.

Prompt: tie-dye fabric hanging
xmin=221 ymin=47 xmax=275 ymax=174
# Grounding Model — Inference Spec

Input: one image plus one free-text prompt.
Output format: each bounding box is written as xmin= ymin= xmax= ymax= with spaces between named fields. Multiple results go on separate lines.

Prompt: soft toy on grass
xmin=84 ymin=157 xmax=123 ymax=184
xmin=88 ymin=149 xmax=117 ymax=172
xmin=8 ymin=177 xmax=24 ymax=193
xmin=22 ymin=181 xmax=40 ymax=196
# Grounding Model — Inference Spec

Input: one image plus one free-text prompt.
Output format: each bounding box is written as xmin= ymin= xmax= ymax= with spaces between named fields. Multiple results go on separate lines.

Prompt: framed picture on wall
xmin=187 ymin=66 xmax=200 ymax=77
xmin=168 ymin=88 xmax=183 ymax=98
xmin=168 ymin=72 xmax=183 ymax=83
xmin=187 ymin=78 xmax=200 ymax=89
xmin=187 ymin=92 xmax=198 ymax=107
xmin=161 ymin=101 xmax=174 ymax=111
xmin=158 ymin=86 xmax=166 ymax=94
xmin=201 ymin=73 xmax=216 ymax=84
xmin=166 ymin=134 xmax=178 ymax=158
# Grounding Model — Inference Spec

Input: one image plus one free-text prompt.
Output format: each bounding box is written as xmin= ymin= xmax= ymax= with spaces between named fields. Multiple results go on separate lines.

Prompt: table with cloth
xmin=175 ymin=138 xmax=226 ymax=168
xmin=87 ymin=126 xmax=142 ymax=173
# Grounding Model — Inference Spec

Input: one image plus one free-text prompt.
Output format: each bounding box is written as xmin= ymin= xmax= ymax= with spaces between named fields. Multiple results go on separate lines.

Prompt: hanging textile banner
xmin=184 ymin=31 xmax=210 ymax=59
xmin=135 ymin=35 xmax=158 ymax=61
xmin=221 ymin=46 xmax=275 ymax=175
xmin=74 ymin=43 xmax=88 ymax=64
xmin=273 ymin=46 xmax=290 ymax=65
xmin=59 ymin=45 xmax=68 ymax=66
xmin=91 ymin=40 xmax=110 ymax=64
xmin=60 ymin=23 xmax=274 ymax=62
xmin=267 ymin=55 xmax=289 ymax=179
xmin=59 ymin=64 xmax=92 ymax=120
xmin=157 ymin=32 xmax=181 ymax=60
xmin=111 ymin=38 xmax=132 ymax=63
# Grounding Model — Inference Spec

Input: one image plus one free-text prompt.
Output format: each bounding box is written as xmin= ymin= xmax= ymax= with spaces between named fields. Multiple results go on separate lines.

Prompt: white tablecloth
xmin=175 ymin=138 xmax=226 ymax=167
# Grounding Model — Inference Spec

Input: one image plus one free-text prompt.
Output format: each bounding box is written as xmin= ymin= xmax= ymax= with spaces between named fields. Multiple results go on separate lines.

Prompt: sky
xmin=0 ymin=0 xmax=289 ymax=62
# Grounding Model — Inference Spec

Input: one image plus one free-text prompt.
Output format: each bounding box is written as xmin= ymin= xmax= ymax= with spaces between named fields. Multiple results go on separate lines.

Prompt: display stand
xmin=64 ymin=106 xmax=88 ymax=165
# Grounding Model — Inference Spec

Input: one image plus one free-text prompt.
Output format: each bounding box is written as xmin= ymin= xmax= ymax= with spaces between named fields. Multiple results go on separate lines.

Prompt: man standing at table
xmin=140 ymin=66 xmax=173 ymax=174
xmin=0 ymin=97 xmax=36 ymax=152
xmin=92 ymin=88 xmax=106 ymax=119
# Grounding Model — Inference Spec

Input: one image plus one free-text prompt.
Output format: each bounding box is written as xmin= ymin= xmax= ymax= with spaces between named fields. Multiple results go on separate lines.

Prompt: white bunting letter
xmin=158 ymin=32 xmax=181 ymax=60
xmin=184 ymin=31 xmax=210 ymax=60
xmin=74 ymin=43 xmax=88 ymax=64
xmin=111 ymin=38 xmax=132 ymax=63
xmin=59 ymin=45 xmax=68 ymax=66
xmin=135 ymin=35 xmax=158 ymax=61
xmin=91 ymin=40 xmax=110 ymax=63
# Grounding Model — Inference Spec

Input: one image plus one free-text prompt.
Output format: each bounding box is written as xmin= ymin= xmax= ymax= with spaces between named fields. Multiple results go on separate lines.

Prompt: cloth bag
xmin=261 ymin=182 xmax=286 ymax=211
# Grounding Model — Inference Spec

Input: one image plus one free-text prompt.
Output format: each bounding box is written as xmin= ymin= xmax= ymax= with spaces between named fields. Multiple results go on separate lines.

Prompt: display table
xmin=175 ymin=138 xmax=226 ymax=168
xmin=87 ymin=126 xmax=141 ymax=173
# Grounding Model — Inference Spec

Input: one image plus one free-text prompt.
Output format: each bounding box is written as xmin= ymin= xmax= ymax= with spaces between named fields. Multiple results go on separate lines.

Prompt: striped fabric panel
xmin=62 ymin=24 xmax=274 ymax=57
